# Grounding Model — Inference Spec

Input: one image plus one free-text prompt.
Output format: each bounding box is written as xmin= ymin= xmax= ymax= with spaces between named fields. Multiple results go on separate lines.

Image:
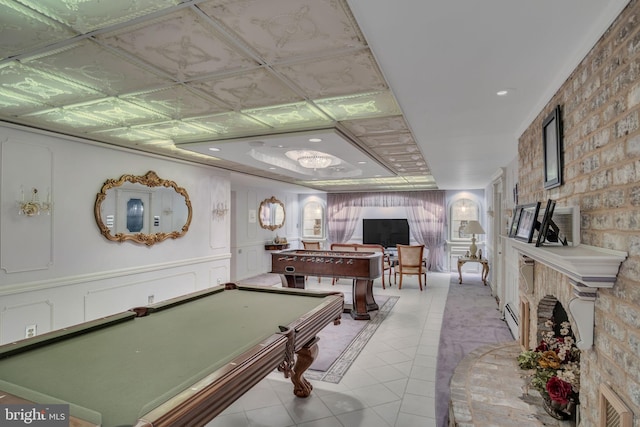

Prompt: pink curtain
xmin=326 ymin=193 xmax=362 ymax=244
xmin=326 ymin=191 xmax=447 ymax=271
xmin=406 ymin=192 xmax=447 ymax=272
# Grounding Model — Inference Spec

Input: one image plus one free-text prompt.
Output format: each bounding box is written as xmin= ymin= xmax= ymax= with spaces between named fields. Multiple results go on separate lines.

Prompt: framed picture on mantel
xmin=543 ymin=105 xmax=563 ymax=189
xmin=515 ymin=202 xmax=541 ymax=243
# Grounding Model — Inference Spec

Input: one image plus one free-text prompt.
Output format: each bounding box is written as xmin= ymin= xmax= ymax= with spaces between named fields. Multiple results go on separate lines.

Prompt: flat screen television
xmin=362 ymin=219 xmax=410 ymax=248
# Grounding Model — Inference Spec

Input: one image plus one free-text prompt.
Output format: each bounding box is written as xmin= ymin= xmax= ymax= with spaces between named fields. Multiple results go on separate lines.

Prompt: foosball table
xmin=270 ymin=249 xmax=382 ymax=320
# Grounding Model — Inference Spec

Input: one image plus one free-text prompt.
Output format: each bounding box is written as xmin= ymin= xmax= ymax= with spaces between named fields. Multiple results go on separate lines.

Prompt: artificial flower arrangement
xmin=518 ymin=318 xmax=580 ymax=419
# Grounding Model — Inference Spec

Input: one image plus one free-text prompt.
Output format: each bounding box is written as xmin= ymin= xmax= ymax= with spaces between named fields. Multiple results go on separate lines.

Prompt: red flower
xmin=546 ymin=376 xmax=573 ymax=404
xmin=535 ymin=341 xmax=548 ymax=352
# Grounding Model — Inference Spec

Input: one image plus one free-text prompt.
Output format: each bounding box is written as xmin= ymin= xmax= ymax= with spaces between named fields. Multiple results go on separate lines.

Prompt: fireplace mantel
xmin=511 ymin=240 xmax=627 ymax=349
xmin=510 ymin=241 xmax=627 ymax=288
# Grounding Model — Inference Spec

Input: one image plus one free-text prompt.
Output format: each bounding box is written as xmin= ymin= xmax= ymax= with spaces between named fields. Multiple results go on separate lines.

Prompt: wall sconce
xmin=18 ymin=187 xmax=52 ymax=216
xmin=212 ymin=202 xmax=229 ymax=218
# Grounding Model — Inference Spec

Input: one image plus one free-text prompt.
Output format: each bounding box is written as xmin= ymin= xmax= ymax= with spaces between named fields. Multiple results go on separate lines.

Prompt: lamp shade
xmin=465 ymin=220 xmax=485 ymax=235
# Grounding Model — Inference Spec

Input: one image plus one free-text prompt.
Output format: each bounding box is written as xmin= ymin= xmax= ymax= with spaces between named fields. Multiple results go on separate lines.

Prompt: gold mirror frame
xmin=258 ymin=196 xmax=286 ymax=231
xmin=94 ymin=171 xmax=192 ymax=246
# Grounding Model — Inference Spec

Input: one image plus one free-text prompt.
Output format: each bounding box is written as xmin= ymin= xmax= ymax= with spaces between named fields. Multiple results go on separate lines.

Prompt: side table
xmin=457 ymin=257 xmax=489 ymax=285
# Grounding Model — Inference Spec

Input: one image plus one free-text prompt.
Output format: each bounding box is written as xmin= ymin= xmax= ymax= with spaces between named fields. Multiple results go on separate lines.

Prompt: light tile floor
xmin=206 ymin=272 xmax=451 ymax=427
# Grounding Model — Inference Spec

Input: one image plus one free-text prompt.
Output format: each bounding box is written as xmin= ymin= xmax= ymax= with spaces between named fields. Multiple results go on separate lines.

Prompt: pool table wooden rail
xmin=0 ymin=283 xmax=344 ymax=427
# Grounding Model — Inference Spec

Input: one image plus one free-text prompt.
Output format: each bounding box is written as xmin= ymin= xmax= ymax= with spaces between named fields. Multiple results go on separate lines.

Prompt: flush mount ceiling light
xmin=298 ymin=154 xmax=332 ymax=169
xmin=285 ymin=150 xmax=339 ymax=170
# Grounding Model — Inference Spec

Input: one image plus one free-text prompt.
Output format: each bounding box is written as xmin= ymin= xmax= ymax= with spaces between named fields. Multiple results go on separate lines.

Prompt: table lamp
xmin=465 ymin=220 xmax=485 ymax=259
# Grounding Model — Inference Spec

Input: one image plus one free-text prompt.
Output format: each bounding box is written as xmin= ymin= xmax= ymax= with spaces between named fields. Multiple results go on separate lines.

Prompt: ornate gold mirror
xmin=94 ymin=171 xmax=192 ymax=246
xmin=259 ymin=196 xmax=285 ymax=231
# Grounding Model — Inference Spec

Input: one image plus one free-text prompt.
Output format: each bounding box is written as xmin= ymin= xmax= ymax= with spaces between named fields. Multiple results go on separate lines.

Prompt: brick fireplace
xmin=512 ymin=248 xmax=629 ymax=426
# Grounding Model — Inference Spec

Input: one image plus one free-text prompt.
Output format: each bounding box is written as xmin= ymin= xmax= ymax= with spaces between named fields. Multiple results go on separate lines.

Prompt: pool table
xmin=0 ymin=283 xmax=343 ymax=427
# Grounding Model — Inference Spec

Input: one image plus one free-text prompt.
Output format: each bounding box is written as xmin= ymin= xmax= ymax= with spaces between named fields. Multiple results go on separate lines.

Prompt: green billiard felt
xmin=0 ymin=287 xmax=330 ymax=427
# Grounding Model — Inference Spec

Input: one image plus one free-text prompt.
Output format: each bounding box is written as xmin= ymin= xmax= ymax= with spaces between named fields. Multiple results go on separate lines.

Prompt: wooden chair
xmin=358 ymin=244 xmax=392 ymax=289
xmin=330 ymin=243 xmax=357 ymax=285
xmin=302 ymin=241 xmax=321 ymax=283
xmin=394 ymin=244 xmax=426 ymax=291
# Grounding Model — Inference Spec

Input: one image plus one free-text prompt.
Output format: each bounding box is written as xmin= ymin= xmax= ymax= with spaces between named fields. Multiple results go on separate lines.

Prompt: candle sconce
xmin=212 ymin=202 xmax=229 ymax=218
xmin=18 ymin=187 xmax=52 ymax=216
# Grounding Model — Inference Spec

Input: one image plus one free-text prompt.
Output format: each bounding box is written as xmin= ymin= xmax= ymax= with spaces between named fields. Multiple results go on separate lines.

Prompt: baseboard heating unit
xmin=504 ymin=302 xmax=519 ymax=339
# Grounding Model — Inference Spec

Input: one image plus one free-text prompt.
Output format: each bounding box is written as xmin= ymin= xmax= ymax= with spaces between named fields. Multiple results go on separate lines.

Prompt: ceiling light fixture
xmin=497 ymin=90 xmax=508 ymax=96
xmin=309 ymin=138 xmax=322 ymax=143
xmin=298 ymin=154 xmax=332 ymax=170
xmin=286 ymin=150 xmax=336 ymax=170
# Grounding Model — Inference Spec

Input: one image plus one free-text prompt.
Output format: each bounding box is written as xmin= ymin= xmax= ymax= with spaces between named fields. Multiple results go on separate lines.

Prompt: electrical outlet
xmin=217 ymin=278 xmax=222 ymax=284
xmin=148 ymin=295 xmax=154 ymax=304
xmin=25 ymin=324 xmax=37 ymax=339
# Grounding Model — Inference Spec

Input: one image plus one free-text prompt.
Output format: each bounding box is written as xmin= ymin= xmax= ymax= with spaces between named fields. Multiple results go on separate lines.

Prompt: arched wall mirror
xmin=259 ymin=196 xmax=285 ymax=231
xmin=450 ymin=198 xmax=480 ymax=240
xmin=95 ymin=171 xmax=192 ymax=246
xmin=302 ymin=201 xmax=324 ymax=238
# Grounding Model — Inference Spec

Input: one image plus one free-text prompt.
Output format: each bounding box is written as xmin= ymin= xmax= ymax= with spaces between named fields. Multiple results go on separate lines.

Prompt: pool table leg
xmin=291 ymin=337 xmax=319 ymax=398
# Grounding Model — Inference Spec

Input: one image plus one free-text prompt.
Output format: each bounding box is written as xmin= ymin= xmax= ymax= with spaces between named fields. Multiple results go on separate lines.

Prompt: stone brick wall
xmin=517 ymin=1 xmax=640 ymax=425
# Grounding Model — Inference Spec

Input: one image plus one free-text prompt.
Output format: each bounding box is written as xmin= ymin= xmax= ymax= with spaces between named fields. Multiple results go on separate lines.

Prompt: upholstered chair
xmin=394 ymin=244 xmax=426 ymax=291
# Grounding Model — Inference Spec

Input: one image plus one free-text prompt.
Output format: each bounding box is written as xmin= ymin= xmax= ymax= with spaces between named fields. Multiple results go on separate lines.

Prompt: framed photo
xmin=536 ymin=199 xmax=568 ymax=247
xmin=543 ymin=105 xmax=563 ymax=189
xmin=515 ymin=202 xmax=541 ymax=243
xmin=508 ymin=205 xmax=523 ymax=238
xmin=536 ymin=199 xmax=556 ymax=246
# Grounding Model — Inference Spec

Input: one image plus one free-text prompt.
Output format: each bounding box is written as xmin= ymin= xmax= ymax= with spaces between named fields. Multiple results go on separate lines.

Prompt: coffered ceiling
xmin=0 ymin=0 xmax=630 ymax=192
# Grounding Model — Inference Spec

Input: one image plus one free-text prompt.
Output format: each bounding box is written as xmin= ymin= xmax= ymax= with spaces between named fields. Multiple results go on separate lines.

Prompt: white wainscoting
xmin=0 ymin=255 xmax=228 ymax=345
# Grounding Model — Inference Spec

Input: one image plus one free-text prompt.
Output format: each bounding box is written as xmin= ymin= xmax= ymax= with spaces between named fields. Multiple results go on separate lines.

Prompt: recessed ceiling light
xmin=357 ymin=161 xmax=367 ymax=164
xmin=209 ymin=147 xmax=220 ymax=152
xmin=268 ymin=167 xmax=277 ymax=170
xmin=309 ymin=138 xmax=322 ymax=143
xmin=496 ymin=90 xmax=509 ymax=96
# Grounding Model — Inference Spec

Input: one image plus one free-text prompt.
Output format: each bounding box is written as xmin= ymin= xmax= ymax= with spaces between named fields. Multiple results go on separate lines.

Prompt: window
xmin=450 ymin=198 xmax=479 ymax=240
xmin=302 ymin=202 xmax=324 ymax=238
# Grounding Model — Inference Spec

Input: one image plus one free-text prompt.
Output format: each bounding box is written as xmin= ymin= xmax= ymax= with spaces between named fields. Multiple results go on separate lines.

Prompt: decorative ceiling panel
xmin=20 ymin=108 xmax=116 ymax=132
xmin=131 ymin=120 xmax=213 ymax=141
xmin=189 ymin=68 xmax=302 ymax=110
xmin=97 ymin=8 xmax=258 ymax=80
xmin=89 ymin=126 xmax=167 ymax=143
xmin=274 ymin=50 xmax=386 ymax=98
xmin=360 ymin=132 xmax=417 ymax=149
xmin=22 ymin=40 xmax=171 ymax=96
xmin=0 ymin=88 xmax=47 ymax=116
xmin=182 ymin=112 xmax=269 ymax=140
xmin=315 ymin=91 xmax=401 ymax=121
xmin=15 ymin=0 xmax=182 ymax=34
xmin=0 ymin=0 xmax=434 ymax=192
xmin=242 ymin=101 xmax=331 ymax=128
xmin=121 ymin=86 xmax=228 ymax=119
xmin=341 ymin=115 xmax=410 ymax=136
xmin=197 ymin=0 xmax=366 ymax=62
xmin=0 ymin=0 xmax=76 ymax=60
xmin=61 ymin=98 xmax=169 ymax=129
xmin=0 ymin=62 xmax=103 ymax=108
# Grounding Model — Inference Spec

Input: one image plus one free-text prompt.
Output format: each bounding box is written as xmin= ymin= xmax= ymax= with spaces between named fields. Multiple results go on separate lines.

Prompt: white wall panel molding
xmin=0 ymin=300 xmax=53 ymax=344
xmin=0 ymin=254 xmax=229 ymax=297
xmin=84 ymin=271 xmax=197 ymax=320
xmin=1 ymin=138 xmax=54 ymax=273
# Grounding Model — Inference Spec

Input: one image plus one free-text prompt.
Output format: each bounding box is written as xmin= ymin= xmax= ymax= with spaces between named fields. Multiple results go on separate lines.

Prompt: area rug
xmin=239 ymin=273 xmax=399 ymax=383
xmin=435 ymin=273 xmax=514 ymax=427
xmin=307 ymin=295 xmax=398 ymax=383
